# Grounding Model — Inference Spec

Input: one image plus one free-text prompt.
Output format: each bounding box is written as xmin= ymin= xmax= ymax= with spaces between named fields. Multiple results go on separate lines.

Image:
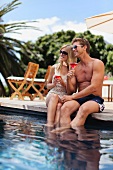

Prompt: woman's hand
xmin=54 ymin=76 xmax=66 ymax=87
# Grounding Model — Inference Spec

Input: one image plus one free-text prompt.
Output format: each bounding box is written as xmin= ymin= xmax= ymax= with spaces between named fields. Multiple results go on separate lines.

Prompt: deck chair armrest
xmin=7 ymin=76 xmax=24 ymax=81
xmin=33 ymin=78 xmax=45 ymax=82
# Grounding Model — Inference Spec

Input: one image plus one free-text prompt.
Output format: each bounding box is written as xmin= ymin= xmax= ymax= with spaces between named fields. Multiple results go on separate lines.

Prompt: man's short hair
xmin=72 ymin=38 xmax=90 ymax=54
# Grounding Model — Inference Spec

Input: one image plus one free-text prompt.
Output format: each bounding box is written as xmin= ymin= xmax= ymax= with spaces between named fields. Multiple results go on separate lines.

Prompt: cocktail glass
xmin=70 ymin=63 xmax=78 ymax=69
xmin=55 ymin=75 xmax=61 ymax=79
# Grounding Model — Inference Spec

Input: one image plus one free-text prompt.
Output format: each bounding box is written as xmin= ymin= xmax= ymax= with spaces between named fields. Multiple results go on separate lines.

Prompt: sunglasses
xmin=60 ymin=50 xmax=68 ymax=55
xmin=72 ymin=45 xmax=83 ymax=50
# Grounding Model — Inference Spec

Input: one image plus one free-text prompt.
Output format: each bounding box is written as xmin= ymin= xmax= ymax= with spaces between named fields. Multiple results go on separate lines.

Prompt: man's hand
xmin=61 ymin=95 xmax=73 ymax=103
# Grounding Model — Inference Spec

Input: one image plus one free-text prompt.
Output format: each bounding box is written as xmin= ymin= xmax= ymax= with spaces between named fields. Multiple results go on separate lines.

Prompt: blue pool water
xmin=0 ymin=113 xmax=113 ymax=170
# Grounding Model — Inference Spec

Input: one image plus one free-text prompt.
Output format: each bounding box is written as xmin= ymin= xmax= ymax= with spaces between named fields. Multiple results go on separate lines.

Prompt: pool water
xmin=0 ymin=113 xmax=113 ymax=170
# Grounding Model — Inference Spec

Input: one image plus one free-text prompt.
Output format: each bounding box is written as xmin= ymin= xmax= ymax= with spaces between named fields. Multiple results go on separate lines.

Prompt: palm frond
xmin=0 ymin=0 xmax=21 ymax=17
xmin=0 ymin=0 xmax=41 ymax=96
xmin=3 ymin=21 xmax=41 ymax=33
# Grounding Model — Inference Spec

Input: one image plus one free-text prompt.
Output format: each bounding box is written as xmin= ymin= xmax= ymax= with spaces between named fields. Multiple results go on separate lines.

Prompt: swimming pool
xmin=0 ymin=113 xmax=113 ymax=170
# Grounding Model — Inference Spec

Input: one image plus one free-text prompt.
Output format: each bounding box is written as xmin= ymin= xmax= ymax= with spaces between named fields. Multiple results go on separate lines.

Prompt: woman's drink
xmin=70 ymin=63 xmax=78 ymax=69
xmin=55 ymin=75 xmax=61 ymax=79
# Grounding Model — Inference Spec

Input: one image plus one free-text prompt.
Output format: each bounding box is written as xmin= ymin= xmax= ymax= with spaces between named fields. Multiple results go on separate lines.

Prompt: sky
xmin=1 ymin=0 xmax=113 ymax=44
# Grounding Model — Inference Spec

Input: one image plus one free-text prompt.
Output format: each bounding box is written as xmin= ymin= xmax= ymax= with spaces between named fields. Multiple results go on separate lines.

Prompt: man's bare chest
xmin=75 ymin=66 xmax=93 ymax=82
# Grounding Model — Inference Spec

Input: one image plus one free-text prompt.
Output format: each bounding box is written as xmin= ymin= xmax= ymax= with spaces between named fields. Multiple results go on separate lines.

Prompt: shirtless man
xmin=58 ymin=38 xmax=105 ymax=129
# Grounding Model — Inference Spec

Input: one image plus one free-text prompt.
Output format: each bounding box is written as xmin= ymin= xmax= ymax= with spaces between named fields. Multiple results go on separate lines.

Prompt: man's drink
xmin=70 ymin=63 xmax=78 ymax=69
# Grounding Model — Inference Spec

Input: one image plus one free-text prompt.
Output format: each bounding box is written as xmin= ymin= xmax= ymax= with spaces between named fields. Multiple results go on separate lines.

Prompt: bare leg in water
xmin=45 ymin=93 xmax=63 ymax=128
xmin=54 ymin=103 xmax=62 ymax=128
xmin=45 ymin=93 xmax=59 ymax=127
xmin=51 ymin=100 xmax=80 ymax=133
xmin=70 ymin=101 xmax=99 ymax=128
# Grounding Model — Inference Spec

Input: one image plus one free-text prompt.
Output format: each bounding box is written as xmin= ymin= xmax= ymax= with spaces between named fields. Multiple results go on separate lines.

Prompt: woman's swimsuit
xmin=46 ymin=64 xmax=67 ymax=99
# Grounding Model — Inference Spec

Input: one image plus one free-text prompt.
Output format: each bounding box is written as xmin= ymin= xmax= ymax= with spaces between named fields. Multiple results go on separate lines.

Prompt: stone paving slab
xmin=92 ymin=109 xmax=113 ymax=121
xmin=0 ymin=97 xmax=47 ymax=112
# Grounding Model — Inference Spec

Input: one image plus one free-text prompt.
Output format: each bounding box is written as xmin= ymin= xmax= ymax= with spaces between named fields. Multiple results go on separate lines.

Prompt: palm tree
xmin=0 ymin=0 xmax=39 ymax=96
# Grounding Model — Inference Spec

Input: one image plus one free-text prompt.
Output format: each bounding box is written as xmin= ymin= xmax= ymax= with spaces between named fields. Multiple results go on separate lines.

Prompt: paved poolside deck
xmin=0 ymin=97 xmax=113 ymax=121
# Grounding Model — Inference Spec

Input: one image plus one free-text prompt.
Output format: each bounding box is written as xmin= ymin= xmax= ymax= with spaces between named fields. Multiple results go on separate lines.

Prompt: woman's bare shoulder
xmin=52 ymin=63 xmax=59 ymax=68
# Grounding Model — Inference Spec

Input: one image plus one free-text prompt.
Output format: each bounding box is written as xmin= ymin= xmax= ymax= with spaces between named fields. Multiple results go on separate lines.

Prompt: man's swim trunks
xmin=75 ymin=94 xmax=105 ymax=112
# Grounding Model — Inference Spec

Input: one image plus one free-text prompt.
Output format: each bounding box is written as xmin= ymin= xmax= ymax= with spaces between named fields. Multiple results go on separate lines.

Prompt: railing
xmin=103 ymin=80 xmax=113 ymax=102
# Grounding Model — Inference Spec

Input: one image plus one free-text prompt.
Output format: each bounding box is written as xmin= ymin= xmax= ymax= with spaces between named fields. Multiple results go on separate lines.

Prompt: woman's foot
xmin=44 ymin=123 xmax=54 ymax=128
xmin=44 ymin=124 xmax=55 ymax=135
xmin=51 ymin=126 xmax=71 ymax=134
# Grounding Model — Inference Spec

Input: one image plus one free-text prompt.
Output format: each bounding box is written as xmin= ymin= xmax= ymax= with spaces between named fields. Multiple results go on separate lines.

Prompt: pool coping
xmin=0 ymin=97 xmax=113 ymax=122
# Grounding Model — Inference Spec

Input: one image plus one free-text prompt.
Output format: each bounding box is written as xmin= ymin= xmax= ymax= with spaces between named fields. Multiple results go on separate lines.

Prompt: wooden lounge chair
xmin=31 ymin=65 xmax=51 ymax=99
xmin=7 ymin=62 xmax=44 ymax=100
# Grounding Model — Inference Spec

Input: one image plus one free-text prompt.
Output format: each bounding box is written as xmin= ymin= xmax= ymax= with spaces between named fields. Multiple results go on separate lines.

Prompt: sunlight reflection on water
xmin=0 ymin=114 xmax=113 ymax=170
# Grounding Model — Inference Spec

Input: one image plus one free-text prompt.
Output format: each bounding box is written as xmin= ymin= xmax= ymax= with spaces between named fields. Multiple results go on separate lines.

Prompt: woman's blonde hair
xmin=57 ymin=44 xmax=77 ymax=71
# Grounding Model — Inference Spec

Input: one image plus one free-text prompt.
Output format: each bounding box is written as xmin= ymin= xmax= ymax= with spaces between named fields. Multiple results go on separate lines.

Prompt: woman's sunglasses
xmin=60 ymin=50 xmax=68 ymax=55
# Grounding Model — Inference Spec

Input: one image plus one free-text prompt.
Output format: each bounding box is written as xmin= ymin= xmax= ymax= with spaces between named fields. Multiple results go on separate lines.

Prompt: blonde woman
xmin=45 ymin=44 xmax=76 ymax=128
